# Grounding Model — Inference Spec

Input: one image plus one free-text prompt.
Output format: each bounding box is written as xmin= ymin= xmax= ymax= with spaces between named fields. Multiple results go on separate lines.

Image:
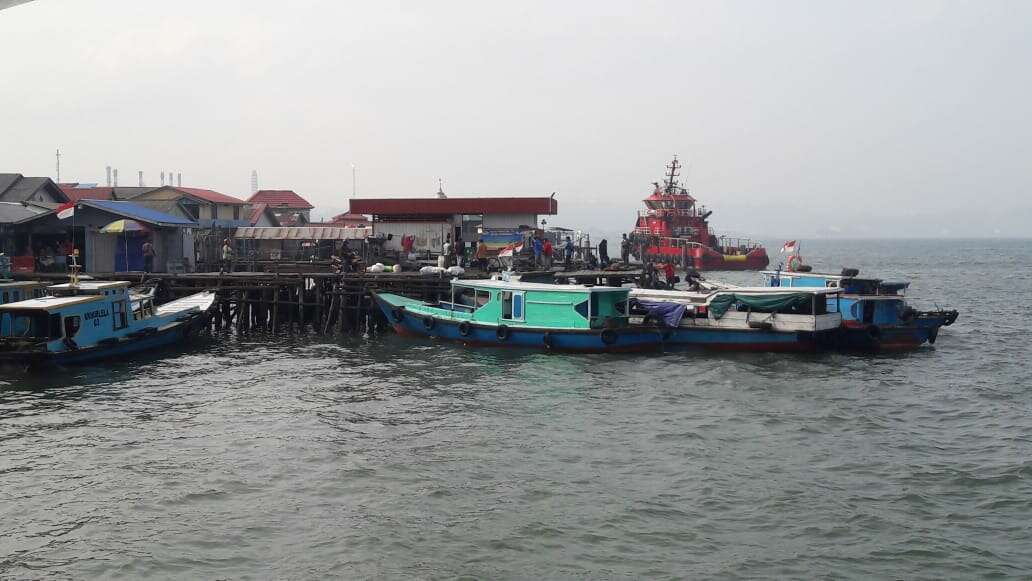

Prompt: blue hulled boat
xmin=629 ymin=286 xmax=844 ymax=352
xmin=371 ymin=278 xmax=665 ymax=353
xmin=762 ymin=269 xmax=958 ymax=351
xmin=0 ymin=280 xmax=215 ymax=366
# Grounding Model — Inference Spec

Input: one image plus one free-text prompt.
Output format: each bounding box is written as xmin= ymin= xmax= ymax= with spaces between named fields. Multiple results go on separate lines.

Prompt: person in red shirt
xmin=542 ymin=238 xmax=553 ymax=269
xmin=662 ymin=262 xmax=676 ymax=288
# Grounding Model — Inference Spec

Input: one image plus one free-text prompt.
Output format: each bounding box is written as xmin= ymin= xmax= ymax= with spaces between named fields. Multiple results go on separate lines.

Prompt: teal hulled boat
xmin=371 ymin=278 xmax=664 ymax=353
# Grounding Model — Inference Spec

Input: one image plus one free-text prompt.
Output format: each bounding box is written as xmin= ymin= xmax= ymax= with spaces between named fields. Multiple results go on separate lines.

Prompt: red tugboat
xmin=630 ymin=157 xmax=769 ymax=271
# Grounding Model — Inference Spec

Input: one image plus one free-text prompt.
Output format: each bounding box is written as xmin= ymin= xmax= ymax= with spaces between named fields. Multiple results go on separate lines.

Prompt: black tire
xmin=867 ymin=325 xmax=881 ymax=340
xmin=496 ymin=325 xmax=510 ymax=341
xmin=391 ymin=308 xmax=404 ymax=323
xmin=422 ymin=317 xmax=435 ymax=331
xmin=458 ymin=321 xmax=472 ymax=336
xmin=542 ymin=332 xmax=554 ymax=349
xmin=600 ymin=329 xmax=617 ymax=345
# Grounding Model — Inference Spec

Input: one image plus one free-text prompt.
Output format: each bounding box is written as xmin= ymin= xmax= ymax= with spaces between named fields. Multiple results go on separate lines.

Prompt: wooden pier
xmin=14 ymin=266 xmax=651 ymax=336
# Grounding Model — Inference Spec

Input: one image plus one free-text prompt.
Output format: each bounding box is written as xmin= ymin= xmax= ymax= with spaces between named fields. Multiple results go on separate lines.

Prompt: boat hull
xmin=645 ymin=245 xmax=770 ymax=271
xmin=374 ymin=294 xmax=663 ymax=353
xmin=836 ymin=312 xmax=955 ymax=352
xmin=662 ymin=327 xmax=837 ymax=352
xmin=0 ymin=312 xmax=210 ymax=367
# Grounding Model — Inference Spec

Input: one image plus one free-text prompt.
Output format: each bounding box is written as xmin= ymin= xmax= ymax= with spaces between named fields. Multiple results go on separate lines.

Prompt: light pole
xmin=351 ymin=164 xmax=356 ymax=198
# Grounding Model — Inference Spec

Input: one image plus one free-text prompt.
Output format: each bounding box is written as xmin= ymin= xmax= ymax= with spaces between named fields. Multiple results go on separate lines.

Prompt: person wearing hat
xmin=220 ymin=238 xmax=234 ymax=273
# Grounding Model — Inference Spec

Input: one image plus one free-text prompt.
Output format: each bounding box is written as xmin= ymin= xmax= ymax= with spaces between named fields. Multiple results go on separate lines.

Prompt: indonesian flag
xmin=780 ymin=240 xmax=798 ymax=254
xmin=56 ymin=202 xmax=75 ymax=220
xmin=498 ymin=242 xmax=523 ymax=258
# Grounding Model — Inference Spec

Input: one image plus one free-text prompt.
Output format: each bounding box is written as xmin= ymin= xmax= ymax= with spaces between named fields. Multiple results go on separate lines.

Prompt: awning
xmin=233 ymin=226 xmax=371 ymax=240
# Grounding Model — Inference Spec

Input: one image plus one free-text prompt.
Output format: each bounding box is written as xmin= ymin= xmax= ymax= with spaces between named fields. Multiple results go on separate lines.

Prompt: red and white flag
xmin=780 ymin=240 xmax=797 ymax=254
xmin=498 ymin=242 xmax=523 ymax=258
xmin=56 ymin=202 xmax=75 ymax=220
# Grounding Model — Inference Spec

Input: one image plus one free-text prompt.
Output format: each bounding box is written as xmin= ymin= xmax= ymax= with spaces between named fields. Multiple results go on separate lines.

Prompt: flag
xmin=780 ymin=240 xmax=797 ymax=254
xmin=498 ymin=242 xmax=523 ymax=258
xmin=56 ymin=202 xmax=75 ymax=220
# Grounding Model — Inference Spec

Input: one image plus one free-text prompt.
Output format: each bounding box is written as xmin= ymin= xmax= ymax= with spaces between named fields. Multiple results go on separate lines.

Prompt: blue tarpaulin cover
xmin=636 ymin=300 xmax=687 ymax=327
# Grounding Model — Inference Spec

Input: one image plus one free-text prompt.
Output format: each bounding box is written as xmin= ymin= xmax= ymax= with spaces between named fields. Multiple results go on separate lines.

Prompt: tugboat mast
xmin=664 ymin=156 xmax=681 ymax=194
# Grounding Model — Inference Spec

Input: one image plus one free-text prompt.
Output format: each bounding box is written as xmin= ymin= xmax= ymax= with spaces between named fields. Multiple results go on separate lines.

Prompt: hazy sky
xmin=1 ymin=0 xmax=1029 ymax=238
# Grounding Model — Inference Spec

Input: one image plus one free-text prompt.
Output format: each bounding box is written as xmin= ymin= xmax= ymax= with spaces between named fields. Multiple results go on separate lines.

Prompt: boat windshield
xmin=0 ymin=310 xmax=61 ymax=340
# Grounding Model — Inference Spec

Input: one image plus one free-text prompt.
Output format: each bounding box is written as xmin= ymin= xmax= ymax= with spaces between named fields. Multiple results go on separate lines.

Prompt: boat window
xmin=1 ymin=310 xmax=60 ymax=339
xmin=502 ymin=291 xmax=524 ymax=321
xmin=63 ymin=315 xmax=81 ymax=338
xmin=455 ymin=287 xmax=491 ymax=311
xmin=2 ymin=292 xmax=8 ymax=303
xmin=861 ymin=301 xmax=874 ymax=324
xmin=112 ymin=301 xmax=128 ymax=330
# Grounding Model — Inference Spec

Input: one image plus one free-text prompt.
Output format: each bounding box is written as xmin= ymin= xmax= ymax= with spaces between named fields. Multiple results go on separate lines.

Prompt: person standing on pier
xmin=220 ymin=238 xmax=234 ymax=274
xmin=532 ymin=236 xmax=543 ymax=267
xmin=620 ymin=233 xmax=631 ymax=264
xmin=542 ymin=237 xmax=553 ymax=269
xmin=598 ymin=238 xmax=610 ymax=267
xmin=142 ymin=237 xmax=155 ymax=273
xmin=564 ymin=236 xmax=574 ymax=269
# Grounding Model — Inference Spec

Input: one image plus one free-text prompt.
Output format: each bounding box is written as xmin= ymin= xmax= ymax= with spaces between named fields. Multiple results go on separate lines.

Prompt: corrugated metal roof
xmin=234 ymin=226 xmax=370 ymax=240
xmin=349 ymin=196 xmax=557 ymax=216
xmin=0 ymin=201 xmax=52 ymax=224
xmin=81 ymin=200 xmax=197 ymax=227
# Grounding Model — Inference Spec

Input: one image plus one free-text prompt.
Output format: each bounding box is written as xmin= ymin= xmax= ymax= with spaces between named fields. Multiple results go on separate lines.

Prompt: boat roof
xmin=454 ymin=278 xmax=628 ymax=293
xmin=48 ymin=281 xmax=130 ymax=291
xmin=0 ymin=294 xmax=104 ymax=311
xmin=633 ymin=286 xmax=841 ymax=300
xmin=762 ymin=271 xmax=910 ymax=290
xmin=0 ymin=280 xmax=46 ymax=289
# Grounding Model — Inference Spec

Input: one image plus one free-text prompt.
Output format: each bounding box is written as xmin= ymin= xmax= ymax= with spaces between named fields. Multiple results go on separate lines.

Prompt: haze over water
xmin=2 ymin=239 xmax=1030 ymax=578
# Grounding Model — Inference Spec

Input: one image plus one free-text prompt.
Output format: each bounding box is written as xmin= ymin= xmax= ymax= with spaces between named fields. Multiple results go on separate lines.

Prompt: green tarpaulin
xmin=708 ymin=292 xmax=813 ymax=319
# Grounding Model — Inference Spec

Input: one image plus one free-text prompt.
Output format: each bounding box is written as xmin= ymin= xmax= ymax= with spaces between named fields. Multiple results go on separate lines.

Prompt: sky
xmin=1 ymin=0 xmax=1029 ymax=238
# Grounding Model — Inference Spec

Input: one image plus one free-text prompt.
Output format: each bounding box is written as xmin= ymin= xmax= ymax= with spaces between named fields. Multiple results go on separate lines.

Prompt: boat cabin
xmin=0 ymin=281 xmax=47 ymax=305
xmin=0 ymin=281 xmax=151 ymax=350
xmin=761 ymin=270 xmax=914 ymax=326
xmin=438 ymin=279 xmax=630 ymax=330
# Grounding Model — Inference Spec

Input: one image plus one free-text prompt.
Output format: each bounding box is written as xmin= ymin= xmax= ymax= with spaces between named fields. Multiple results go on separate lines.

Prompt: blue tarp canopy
xmin=80 ymin=200 xmax=197 ymax=227
xmin=635 ymin=300 xmax=687 ymax=327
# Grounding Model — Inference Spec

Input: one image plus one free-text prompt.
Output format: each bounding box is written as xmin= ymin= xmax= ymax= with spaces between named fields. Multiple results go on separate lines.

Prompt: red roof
xmin=247 ymin=189 xmax=314 ymax=209
xmin=330 ymin=212 xmax=369 ymax=224
xmin=249 ymin=202 xmax=273 ymax=226
xmin=174 ymin=187 xmax=246 ymax=205
xmin=60 ymin=185 xmax=116 ymax=202
xmin=349 ymin=197 xmax=557 ymax=216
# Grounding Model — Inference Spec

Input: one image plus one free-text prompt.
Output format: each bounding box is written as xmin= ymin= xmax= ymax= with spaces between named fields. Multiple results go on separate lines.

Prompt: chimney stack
xmin=177 ymin=172 xmax=182 ymax=187
xmin=106 ymin=166 xmax=112 ymax=187
xmin=138 ymin=171 xmax=143 ymax=187
xmin=160 ymin=171 xmax=165 ymax=186
xmin=113 ymin=168 xmax=118 ymax=187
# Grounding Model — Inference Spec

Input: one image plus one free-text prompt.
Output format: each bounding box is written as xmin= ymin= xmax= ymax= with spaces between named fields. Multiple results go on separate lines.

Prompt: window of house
xmin=112 ymin=300 xmax=128 ymax=330
xmin=233 ymin=206 xmax=240 ymax=220
xmin=212 ymin=205 xmax=219 ymax=220
xmin=182 ymin=202 xmax=200 ymax=220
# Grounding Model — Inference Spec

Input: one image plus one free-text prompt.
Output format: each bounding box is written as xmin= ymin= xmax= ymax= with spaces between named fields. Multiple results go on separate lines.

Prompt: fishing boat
xmin=630 ymin=286 xmax=843 ymax=352
xmin=630 ymin=157 xmax=769 ymax=270
xmin=371 ymin=278 xmax=664 ymax=352
xmin=762 ymin=269 xmax=959 ymax=351
xmin=0 ymin=280 xmax=215 ymax=366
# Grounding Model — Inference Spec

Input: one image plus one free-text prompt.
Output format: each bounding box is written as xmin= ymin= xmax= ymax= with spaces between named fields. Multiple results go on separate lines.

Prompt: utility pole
xmin=351 ymin=163 xmax=356 ymax=198
xmin=55 ymin=149 xmax=61 ymax=183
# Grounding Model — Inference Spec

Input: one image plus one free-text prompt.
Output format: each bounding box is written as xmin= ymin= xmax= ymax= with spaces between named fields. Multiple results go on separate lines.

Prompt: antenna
xmin=55 ymin=149 xmax=61 ymax=183
xmin=351 ymin=164 xmax=356 ymax=198
xmin=664 ymin=155 xmax=681 ymax=193
xmin=436 ymin=177 xmax=446 ymax=199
